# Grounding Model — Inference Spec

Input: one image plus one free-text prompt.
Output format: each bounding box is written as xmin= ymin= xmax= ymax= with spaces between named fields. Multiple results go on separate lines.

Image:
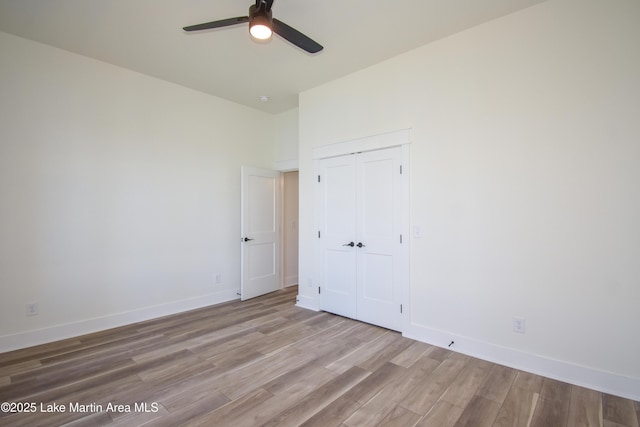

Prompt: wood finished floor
xmin=1 ymin=287 xmax=638 ymax=427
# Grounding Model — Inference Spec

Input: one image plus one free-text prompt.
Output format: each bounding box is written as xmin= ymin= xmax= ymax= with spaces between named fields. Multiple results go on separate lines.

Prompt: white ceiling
xmin=0 ymin=0 xmax=546 ymax=114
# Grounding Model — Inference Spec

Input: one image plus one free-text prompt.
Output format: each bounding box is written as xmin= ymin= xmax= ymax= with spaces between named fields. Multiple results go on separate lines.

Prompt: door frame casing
xmin=312 ymin=129 xmax=411 ymax=332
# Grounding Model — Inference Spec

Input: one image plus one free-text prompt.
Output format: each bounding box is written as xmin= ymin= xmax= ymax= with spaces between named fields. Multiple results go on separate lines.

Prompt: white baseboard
xmin=0 ymin=289 xmax=240 ymax=353
xmin=403 ymin=322 xmax=640 ymax=402
xmin=295 ymin=294 xmax=319 ymax=311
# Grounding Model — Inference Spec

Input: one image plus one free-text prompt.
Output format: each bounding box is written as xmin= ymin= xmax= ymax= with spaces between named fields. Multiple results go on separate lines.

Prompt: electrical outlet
xmin=215 ymin=273 xmax=222 ymax=284
xmin=513 ymin=316 xmax=526 ymax=334
xmin=26 ymin=302 xmax=38 ymax=316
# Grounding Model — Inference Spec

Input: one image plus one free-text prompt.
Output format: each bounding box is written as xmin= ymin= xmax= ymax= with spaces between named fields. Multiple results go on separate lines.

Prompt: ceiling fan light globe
xmin=249 ymin=13 xmax=272 ymax=40
xmin=250 ymin=23 xmax=272 ymax=40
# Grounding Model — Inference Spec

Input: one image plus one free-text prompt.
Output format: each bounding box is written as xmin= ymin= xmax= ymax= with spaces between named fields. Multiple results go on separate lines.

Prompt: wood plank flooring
xmin=0 ymin=286 xmax=638 ymax=427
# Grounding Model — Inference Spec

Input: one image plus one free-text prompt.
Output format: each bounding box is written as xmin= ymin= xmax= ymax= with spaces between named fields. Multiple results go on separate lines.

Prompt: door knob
xmin=243 ymin=237 xmax=254 ymax=242
xmin=342 ymin=242 xmax=355 ymax=247
xmin=357 ymin=242 xmax=366 ymax=248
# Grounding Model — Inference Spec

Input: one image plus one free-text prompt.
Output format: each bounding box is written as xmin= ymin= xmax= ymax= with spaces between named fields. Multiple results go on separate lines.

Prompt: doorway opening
xmin=281 ymin=171 xmax=299 ymax=288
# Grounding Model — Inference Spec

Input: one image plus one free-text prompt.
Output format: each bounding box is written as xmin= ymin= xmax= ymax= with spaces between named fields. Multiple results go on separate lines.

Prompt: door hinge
xmin=400 ymin=234 xmax=403 ymax=244
xmin=318 ymin=230 xmax=321 ymax=238
xmin=318 ymin=286 xmax=321 ymax=294
xmin=400 ymin=304 xmax=403 ymax=314
xmin=400 ymin=165 xmax=403 ymax=174
xmin=318 ymin=175 xmax=321 ymax=183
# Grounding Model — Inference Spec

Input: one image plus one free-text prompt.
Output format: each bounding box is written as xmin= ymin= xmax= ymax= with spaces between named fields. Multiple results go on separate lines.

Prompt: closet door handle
xmin=356 ymin=242 xmax=366 ymax=248
xmin=342 ymin=242 xmax=355 ymax=247
xmin=243 ymin=237 xmax=254 ymax=242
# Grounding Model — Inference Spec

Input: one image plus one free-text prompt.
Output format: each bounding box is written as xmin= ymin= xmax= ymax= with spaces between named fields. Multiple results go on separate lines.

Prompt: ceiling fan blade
xmin=183 ymin=16 xmax=249 ymax=32
xmin=272 ymin=18 xmax=323 ymax=53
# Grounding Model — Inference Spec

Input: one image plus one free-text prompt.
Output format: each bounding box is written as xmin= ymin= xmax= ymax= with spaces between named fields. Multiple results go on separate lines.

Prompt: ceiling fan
xmin=183 ymin=0 xmax=323 ymax=54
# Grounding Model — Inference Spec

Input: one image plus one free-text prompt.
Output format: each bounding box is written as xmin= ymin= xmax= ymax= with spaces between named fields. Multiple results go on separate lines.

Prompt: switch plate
xmin=413 ymin=226 xmax=422 ymax=238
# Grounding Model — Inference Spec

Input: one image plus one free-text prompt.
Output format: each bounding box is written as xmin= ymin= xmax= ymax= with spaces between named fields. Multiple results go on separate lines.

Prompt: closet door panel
xmin=357 ymin=147 xmax=402 ymax=331
xmin=318 ymin=155 xmax=358 ymax=319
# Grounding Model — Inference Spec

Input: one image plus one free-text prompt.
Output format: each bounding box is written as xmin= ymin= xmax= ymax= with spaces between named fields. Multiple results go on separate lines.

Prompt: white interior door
xmin=317 ymin=155 xmax=358 ymax=319
xmin=356 ymin=147 xmax=403 ymax=331
xmin=317 ymin=146 xmax=404 ymax=331
xmin=241 ymin=166 xmax=280 ymax=300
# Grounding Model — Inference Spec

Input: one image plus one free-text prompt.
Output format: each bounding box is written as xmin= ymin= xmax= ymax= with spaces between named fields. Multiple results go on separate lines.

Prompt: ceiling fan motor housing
xmin=249 ymin=4 xmax=273 ymax=27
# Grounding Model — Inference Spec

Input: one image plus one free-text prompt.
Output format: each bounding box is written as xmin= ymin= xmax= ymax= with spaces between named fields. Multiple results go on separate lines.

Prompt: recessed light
xmin=259 ymin=95 xmax=270 ymax=102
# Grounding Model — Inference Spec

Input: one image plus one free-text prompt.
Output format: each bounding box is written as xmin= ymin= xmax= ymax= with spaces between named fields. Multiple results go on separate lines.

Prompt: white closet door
xmin=317 ymin=154 xmax=358 ymax=319
xmin=356 ymin=146 xmax=403 ymax=331
xmin=318 ymin=146 xmax=404 ymax=331
xmin=240 ymin=167 xmax=280 ymax=300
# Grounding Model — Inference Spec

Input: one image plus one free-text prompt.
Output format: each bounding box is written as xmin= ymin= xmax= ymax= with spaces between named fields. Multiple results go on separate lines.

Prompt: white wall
xmin=273 ymin=108 xmax=299 ymax=170
xmin=298 ymin=0 xmax=640 ymax=399
xmin=0 ymin=32 xmax=274 ymax=350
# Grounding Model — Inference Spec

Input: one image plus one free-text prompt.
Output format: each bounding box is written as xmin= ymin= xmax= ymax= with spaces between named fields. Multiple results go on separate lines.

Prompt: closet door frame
xmin=313 ymin=129 xmax=411 ymax=332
